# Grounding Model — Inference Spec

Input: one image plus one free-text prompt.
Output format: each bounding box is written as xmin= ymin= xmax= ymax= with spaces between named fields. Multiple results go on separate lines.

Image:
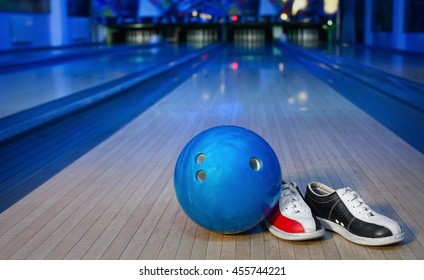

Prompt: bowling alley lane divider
xmin=279 ymin=42 xmax=424 ymax=113
xmin=0 ymin=42 xmax=223 ymax=144
xmin=279 ymin=42 xmax=424 ymax=154
xmin=0 ymin=43 xmax=163 ymax=74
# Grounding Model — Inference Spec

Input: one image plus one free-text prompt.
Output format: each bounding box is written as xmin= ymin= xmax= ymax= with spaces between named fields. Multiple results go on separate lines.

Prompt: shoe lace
xmin=281 ymin=182 xmax=305 ymax=214
xmin=341 ymin=187 xmax=375 ymax=217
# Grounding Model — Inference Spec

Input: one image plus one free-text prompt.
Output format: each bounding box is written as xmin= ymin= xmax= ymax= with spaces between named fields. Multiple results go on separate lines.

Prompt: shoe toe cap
xmin=295 ymin=215 xmax=321 ymax=233
xmin=369 ymin=215 xmax=403 ymax=236
xmin=353 ymin=215 xmax=403 ymax=239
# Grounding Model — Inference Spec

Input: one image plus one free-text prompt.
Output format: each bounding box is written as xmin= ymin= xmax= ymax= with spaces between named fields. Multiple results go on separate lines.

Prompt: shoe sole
xmin=265 ymin=220 xmax=325 ymax=241
xmin=317 ymin=217 xmax=405 ymax=246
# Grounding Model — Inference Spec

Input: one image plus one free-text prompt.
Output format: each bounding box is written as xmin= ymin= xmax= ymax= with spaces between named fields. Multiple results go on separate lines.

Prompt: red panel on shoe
xmin=268 ymin=206 xmax=305 ymax=233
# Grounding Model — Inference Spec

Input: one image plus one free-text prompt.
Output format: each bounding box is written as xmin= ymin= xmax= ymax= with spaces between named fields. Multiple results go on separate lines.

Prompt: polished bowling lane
xmin=0 ymin=42 xmax=423 ymax=260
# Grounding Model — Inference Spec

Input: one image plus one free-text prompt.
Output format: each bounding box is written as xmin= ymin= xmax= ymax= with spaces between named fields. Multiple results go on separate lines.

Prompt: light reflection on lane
xmin=0 ymin=44 xmax=208 ymax=118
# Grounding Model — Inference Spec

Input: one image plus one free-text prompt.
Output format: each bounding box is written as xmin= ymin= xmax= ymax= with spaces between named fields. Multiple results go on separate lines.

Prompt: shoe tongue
xmin=280 ymin=188 xmax=306 ymax=214
xmin=336 ymin=188 xmax=357 ymax=202
xmin=336 ymin=188 xmax=374 ymax=217
xmin=295 ymin=185 xmax=305 ymax=199
xmin=336 ymin=187 xmax=350 ymax=197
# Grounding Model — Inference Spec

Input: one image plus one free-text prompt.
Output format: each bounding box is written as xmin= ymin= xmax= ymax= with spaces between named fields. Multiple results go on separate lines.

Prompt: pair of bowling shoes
xmin=265 ymin=181 xmax=404 ymax=246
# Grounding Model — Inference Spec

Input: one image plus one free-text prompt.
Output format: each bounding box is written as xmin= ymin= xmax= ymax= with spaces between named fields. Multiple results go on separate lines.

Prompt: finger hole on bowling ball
xmin=196 ymin=170 xmax=206 ymax=182
xmin=249 ymin=157 xmax=261 ymax=171
xmin=196 ymin=153 xmax=206 ymax=164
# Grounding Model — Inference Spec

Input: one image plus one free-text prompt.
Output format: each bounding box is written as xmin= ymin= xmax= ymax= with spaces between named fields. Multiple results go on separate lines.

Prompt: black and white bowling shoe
xmin=304 ymin=182 xmax=404 ymax=246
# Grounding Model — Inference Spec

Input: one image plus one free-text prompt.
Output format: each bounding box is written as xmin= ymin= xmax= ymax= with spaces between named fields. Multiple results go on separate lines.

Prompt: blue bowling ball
xmin=174 ymin=126 xmax=282 ymax=234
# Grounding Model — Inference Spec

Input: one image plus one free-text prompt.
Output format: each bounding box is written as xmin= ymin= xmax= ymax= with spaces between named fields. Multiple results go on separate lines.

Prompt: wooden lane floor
xmin=0 ymin=44 xmax=423 ymax=260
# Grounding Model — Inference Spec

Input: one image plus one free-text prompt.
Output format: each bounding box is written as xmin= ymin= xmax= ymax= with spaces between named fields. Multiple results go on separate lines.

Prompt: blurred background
xmin=0 ymin=0 xmax=423 ymax=52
